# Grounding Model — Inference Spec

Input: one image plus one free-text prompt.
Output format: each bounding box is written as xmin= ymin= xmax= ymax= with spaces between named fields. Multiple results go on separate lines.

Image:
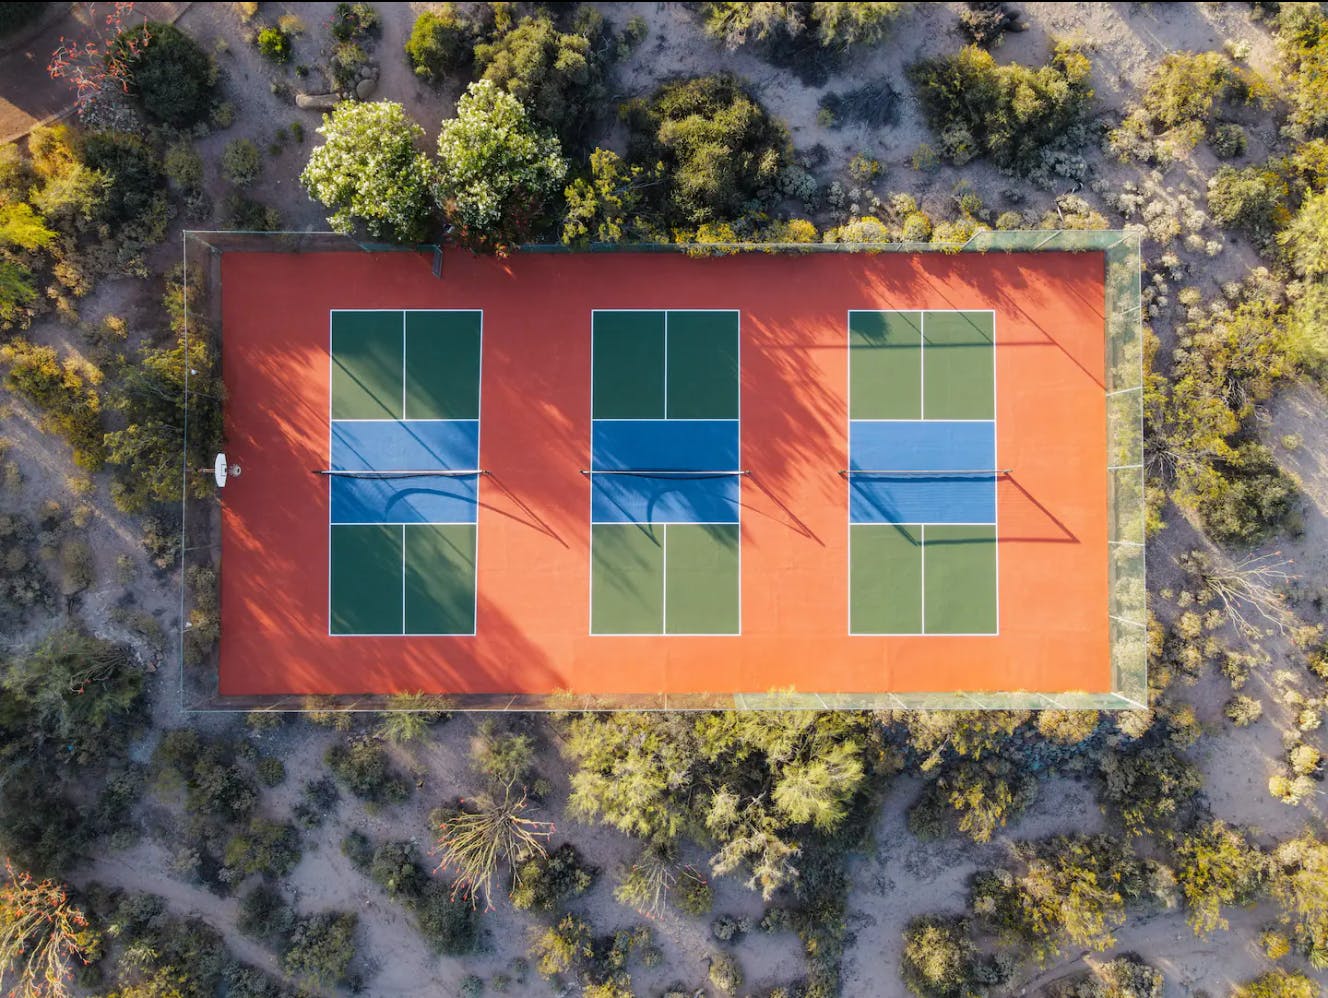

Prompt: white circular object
xmin=214 ymin=453 xmax=228 ymax=488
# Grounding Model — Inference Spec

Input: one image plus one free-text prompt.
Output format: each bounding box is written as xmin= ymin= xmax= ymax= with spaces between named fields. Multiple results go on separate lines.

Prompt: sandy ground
xmin=3 ymin=2 xmax=1327 ymax=996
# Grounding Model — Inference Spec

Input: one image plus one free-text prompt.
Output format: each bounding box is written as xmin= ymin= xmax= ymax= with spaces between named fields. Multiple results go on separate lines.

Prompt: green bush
xmin=1233 ymin=970 xmax=1320 ymax=998
xmin=1098 ymin=745 xmax=1202 ymax=836
xmin=1207 ymin=165 xmax=1289 ymax=241
xmin=332 ymin=1 xmax=379 ymax=41
xmin=405 ymin=5 xmax=473 ymax=81
xmin=1046 ymin=955 xmax=1163 ymax=997
xmin=256 ymin=25 xmax=292 ymax=63
xmin=325 ymin=737 xmax=412 ymax=805
xmin=510 ymin=842 xmax=597 ymax=911
xmin=118 ymin=22 xmax=217 ymax=128
xmin=901 ymin=915 xmax=1005 ymax=998
xmin=237 ymin=881 xmax=296 ymax=945
xmin=700 ymin=2 xmax=902 ymax=84
xmin=79 ymin=130 xmax=165 ymax=227
xmin=1275 ymin=4 xmax=1328 ymax=138
xmin=909 ymin=42 xmax=1093 ymax=176
xmin=222 ymin=138 xmax=263 ymax=187
xmin=474 ymin=9 xmax=607 ymax=148
xmin=164 ymin=141 xmax=203 ymax=192
xmin=282 ymin=912 xmax=357 ymax=989
xmin=0 ymin=339 xmax=104 ymax=469
xmin=622 ymin=74 xmax=791 ymax=229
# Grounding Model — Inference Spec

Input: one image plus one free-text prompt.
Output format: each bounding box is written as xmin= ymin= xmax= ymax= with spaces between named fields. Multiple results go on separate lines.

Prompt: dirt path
xmin=0 ymin=1 xmax=190 ymax=144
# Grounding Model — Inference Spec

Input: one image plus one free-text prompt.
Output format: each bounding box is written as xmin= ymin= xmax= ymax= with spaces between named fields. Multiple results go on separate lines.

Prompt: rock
xmin=296 ymin=92 xmax=339 ymax=110
xmin=355 ymin=77 xmax=377 ymax=100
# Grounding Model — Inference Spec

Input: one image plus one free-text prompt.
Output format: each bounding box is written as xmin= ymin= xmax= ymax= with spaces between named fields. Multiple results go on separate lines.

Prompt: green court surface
xmin=404 ymin=310 xmax=482 ymax=419
xmin=850 ymin=524 xmax=922 ymax=634
xmin=329 ymin=524 xmax=402 ymax=635
xmin=331 ymin=310 xmax=404 ymax=420
xmin=850 ymin=310 xmax=922 ymax=419
xmin=330 ymin=524 xmax=476 ymax=635
xmin=848 ymin=310 xmax=994 ymax=421
xmin=922 ymin=525 xmax=997 ymax=634
xmin=850 ymin=524 xmax=996 ymax=635
xmin=591 ymin=523 xmax=740 ymax=635
xmin=331 ymin=309 xmax=481 ymax=421
xmin=922 ymin=311 xmax=994 ymax=420
xmin=404 ymin=524 xmax=477 ymax=634
xmin=592 ymin=310 xmax=739 ymax=420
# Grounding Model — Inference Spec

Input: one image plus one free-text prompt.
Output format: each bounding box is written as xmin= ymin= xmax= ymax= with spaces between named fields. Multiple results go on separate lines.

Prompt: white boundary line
xmin=588 ymin=308 xmax=743 ymax=637
xmin=847 ymin=309 xmax=1000 ymax=637
xmin=328 ymin=308 xmax=483 ymax=638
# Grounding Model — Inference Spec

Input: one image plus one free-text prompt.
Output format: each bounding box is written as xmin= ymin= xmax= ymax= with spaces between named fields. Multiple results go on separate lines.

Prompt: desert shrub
xmin=434 ymin=80 xmax=567 ymax=252
xmin=1173 ymin=821 xmax=1266 ymax=935
xmin=0 ymin=629 xmax=144 ymax=873
xmin=1225 ymin=695 xmax=1263 ymax=726
xmin=1233 ymin=971 xmax=1320 ymax=998
xmin=1207 ymin=165 xmax=1289 ymax=242
xmin=255 ymin=756 xmax=286 ymax=787
xmin=237 ymin=881 xmax=296 ymax=945
xmin=622 ymin=74 xmax=791 ymax=230
xmin=104 ymin=271 xmax=222 ymax=512
xmin=908 ymin=757 xmax=1037 ymax=843
xmin=1098 ymin=744 xmax=1202 ymax=836
xmin=79 ymin=130 xmax=164 ymax=227
xmin=1046 ymin=955 xmax=1163 ymax=997
xmin=510 ymin=842 xmax=597 ymax=911
xmin=901 ymin=915 xmax=1007 ymax=998
xmin=474 ymin=8 xmax=608 ymax=148
xmin=1278 ymin=188 xmax=1328 ymax=278
xmin=971 ymin=834 xmax=1167 ymax=960
xmin=118 ymin=22 xmax=217 ymax=127
xmin=282 ymin=911 xmax=357 ymax=989
xmin=222 ymin=138 xmax=262 ymax=187
xmin=325 ymin=737 xmax=412 ymax=805
xmin=470 ymin=720 xmax=535 ymax=786
xmin=909 ymin=42 xmax=1093 ymax=177
xmin=256 ymin=25 xmax=291 ymax=62
xmin=1036 ymin=710 xmax=1100 ymax=744
xmin=154 ymin=729 xmax=258 ymax=824
xmin=700 ymin=2 xmax=903 ymax=84
xmin=405 ymin=4 xmax=473 ymax=81
xmin=164 ymin=140 xmax=203 ymax=192
xmin=958 ymin=3 xmax=1024 ymax=48
xmin=331 ymin=2 xmax=379 ymax=41
xmin=1109 ymin=51 xmax=1263 ymax=163
xmin=0 ymin=339 xmax=104 ymax=469
xmin=708 ymin=951 xmax=744 ymax=995
xmin=1210 ymin=122 xmax=1248 ymax=159
xmin=565 ymin=711 xmax=883 ymax=899
xmin=301 ymin=100 xmax=435 ymax=243
xmin=222 ymin=191 xmax=281 ymax=230
xmin=530 ymin=913 xmax=592 ymax=977
xmin=1276 ymin=3 xmax=1328 ymax=138
xmin=562 ymin=147 xmax=661 ymax=245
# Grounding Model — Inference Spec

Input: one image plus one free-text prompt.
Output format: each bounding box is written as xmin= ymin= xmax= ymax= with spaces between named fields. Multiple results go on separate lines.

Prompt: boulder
xmin=355 ymin=77 xmax=377 ymax=100
xmin=295 ymin=92 xmax=339 ymax=110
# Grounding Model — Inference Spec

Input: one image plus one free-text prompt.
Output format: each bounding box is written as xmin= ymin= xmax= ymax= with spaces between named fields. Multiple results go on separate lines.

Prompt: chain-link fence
xmin=181 ymin=230 xmax=1145 ymax=712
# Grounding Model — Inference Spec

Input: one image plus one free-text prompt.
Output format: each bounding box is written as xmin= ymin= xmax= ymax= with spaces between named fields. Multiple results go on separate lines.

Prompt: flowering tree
xmin=47 ymin=2 xmax=147 ymax=112
xmin=0 ymin=861 xmax=97 ymax=998
xmin=434 ymin=80 xmax=567 ymax=253
xmin=300 ymin=100 xmax=436 ymax=244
